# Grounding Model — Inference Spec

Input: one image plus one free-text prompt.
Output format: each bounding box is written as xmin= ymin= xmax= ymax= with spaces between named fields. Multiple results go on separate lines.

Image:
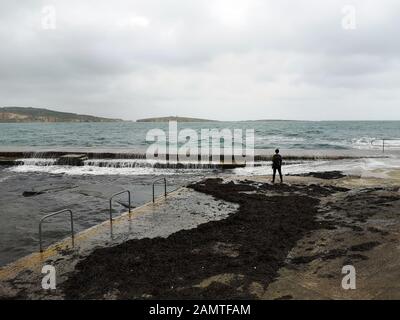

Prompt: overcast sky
xmin=1 ymin=0 xmax=399 ymax=121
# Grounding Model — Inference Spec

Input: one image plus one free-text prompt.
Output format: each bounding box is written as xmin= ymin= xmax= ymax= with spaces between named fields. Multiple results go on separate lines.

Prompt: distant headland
xmin=136 ymin=116 xmax=218 ymax=123
xmin=0 ymin=107 xmax=122 ymax=123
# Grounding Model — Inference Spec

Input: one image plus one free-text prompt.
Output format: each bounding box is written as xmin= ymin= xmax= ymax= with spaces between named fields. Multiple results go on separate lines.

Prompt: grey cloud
xmin=0 ymin=0 xmax=400 ymax=120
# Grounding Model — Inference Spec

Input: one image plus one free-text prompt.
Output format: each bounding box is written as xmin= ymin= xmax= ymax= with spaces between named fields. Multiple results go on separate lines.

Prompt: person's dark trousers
xmin=272 ymin=167 xmax=283 ymax=183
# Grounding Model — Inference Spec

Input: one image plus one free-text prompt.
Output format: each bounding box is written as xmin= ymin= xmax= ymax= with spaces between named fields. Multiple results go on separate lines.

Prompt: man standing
xmin=272 ymin=149 xmax=283 ymax=184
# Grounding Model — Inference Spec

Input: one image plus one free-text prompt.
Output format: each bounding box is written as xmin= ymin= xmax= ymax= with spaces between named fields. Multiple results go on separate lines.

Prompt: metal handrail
xmin=152 ymin=177 xmax=167 ymax=203
xmin=39 ymin=209 xmax=74 ymax=252
xmin=371 ymin=138 xmax=400 ymax=153
xmin=109 ymin=190 xmax=131 ymax=226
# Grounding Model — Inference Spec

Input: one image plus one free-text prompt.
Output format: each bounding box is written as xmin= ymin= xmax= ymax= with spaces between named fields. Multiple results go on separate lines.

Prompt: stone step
xmin=55 ymin=154 xmax=88 ymax=166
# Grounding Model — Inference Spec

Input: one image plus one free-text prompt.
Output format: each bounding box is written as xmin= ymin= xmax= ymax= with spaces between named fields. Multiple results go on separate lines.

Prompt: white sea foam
xmin=9 ymin=164 xmax=178 ymax=176
xmin=9 ymin=158 xmax=219 ymax=175
xmin=234 ymin=157 xmax=400 ymax=178
xmin=7 ymin=155 xmax=400 ymax=178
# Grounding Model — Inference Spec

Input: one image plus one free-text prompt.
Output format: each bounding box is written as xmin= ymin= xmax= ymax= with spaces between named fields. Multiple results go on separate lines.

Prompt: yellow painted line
xmin=0 ymin=187 xmax=186 ymax=281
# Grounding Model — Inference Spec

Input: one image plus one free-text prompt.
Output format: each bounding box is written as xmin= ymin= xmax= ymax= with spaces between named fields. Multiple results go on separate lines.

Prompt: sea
xmin=1 ymin=120 xmax=399 ymax=150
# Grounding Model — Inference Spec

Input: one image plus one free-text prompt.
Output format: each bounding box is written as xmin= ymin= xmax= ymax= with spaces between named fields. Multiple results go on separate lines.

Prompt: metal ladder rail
xmin=39 ymin=209 xmax=74 ymax=252
xmin=152 ymin=177 xmax=167 ymax=203
xmin=39 ymin=179 xmax=169 ymax=251
xmin=109 ymin=190 xmax=132 ymax=226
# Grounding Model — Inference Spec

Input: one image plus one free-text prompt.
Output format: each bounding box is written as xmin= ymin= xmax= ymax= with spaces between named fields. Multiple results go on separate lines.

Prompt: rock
xmin=55 ymin=154 xmax=88 ymax=166
xmin=23 ymin=191 xmax=45 ymax=197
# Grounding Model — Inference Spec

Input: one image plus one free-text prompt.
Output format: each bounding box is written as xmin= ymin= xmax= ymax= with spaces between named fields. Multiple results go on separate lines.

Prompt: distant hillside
xmin=137 ymin=116 xmax=217 ymax=123
xmin=0 ymin=107 xmax=122 ymax=123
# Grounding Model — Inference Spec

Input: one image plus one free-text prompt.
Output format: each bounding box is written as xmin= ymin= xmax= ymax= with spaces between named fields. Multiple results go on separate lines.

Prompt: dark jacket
xmin=272 ymin=154 xmax=282 ymax=168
